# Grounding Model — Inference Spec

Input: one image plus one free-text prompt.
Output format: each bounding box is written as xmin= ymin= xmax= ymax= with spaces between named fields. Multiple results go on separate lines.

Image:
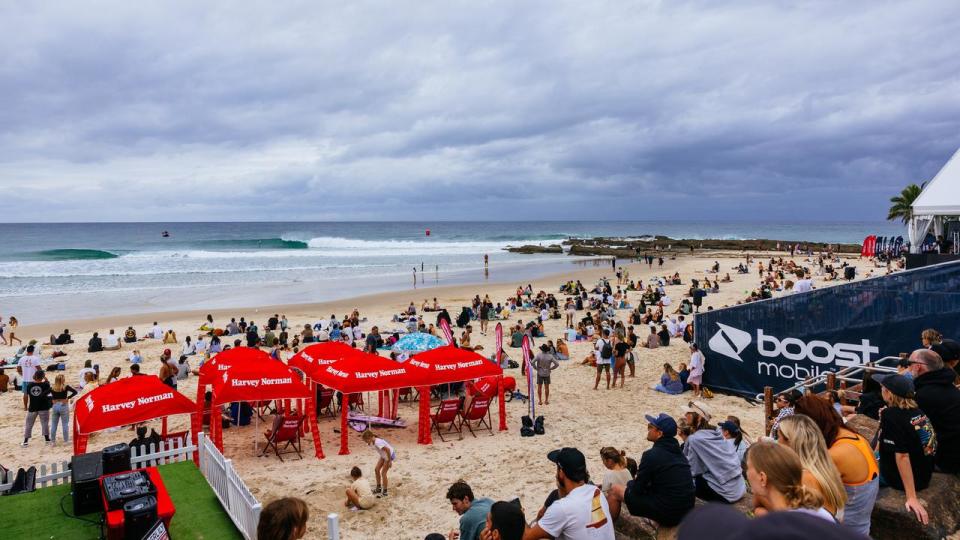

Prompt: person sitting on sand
xmin=123 ymin=326 xmax=137 ymax=343
xmin=345 ymin=466 xmax=377 ymax=511
xmin=480 ymin=500 xmax=525 ymax=540
xmin=654 ymin=363 xmax=684 ymax=395
xmin=446 ymin=480 xmax=493 ymax=540
xmin=103 ymin=329 xmax=121 ymax=351
xmin=50 ymin=329 xmax=73 ymax=345
xmin=163 ymin=328 xmax=178 ymax=344
xmin=555 ymin=338 xmax=569 ymax=361
xmin=657 ymin=324 xmax=670 ymax=347
xmin=680 ymin=401 xmax=746 ymax=504
xmin=719 ymin=416 xmax=751 ymax=468
xmin=87 ymin=332 xmax=103 ymax=353
xmin=608 ymin=413 xmax=694 ymax=525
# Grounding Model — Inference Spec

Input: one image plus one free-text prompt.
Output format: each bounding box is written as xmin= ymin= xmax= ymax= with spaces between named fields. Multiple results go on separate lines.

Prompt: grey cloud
xmin=0 ymin=0 xmax=959 ymax=222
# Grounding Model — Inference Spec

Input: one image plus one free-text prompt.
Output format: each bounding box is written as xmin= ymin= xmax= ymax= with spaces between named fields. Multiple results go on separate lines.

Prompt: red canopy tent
xmin=300 ymin=349 xmax=429 ymax=455
xmin=209 ymin=357 xmax=313 ymax=456
xmin=406 ymin=345 xmax=504 ymax=444
xmin=73 ymin=376 xmax=197 ymax=455
xmin=191 ymin=347 xmax=274 ymax=458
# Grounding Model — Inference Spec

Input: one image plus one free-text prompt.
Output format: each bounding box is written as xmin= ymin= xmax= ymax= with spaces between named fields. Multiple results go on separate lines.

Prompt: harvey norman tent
xmin=74 ymin=376 xmax=197 ymax=454
xmin=910 ymin=148 xmax=960 ymax=252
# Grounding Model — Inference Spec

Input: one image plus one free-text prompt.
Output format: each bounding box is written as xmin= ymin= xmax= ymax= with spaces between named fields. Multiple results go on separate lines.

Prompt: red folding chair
xmin=260 ymin=414 xmax=305 ymax=461
xmin=458 ymin=396 xmax=493 ymax=437
xmin=318 ymin=389 xmax=336 ymax=418
xmin=398 ymin=387 xmax=419 ymax=403
xmin=431 ymin=399 xmax=463 ymax=441
xmin=347 ymin=393 xmax=364 ymax=412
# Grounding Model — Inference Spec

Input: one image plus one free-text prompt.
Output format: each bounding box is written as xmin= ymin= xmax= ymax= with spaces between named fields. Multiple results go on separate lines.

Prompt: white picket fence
xmin=197 ymin=432 xmax=262 ymax=540
xmin=0 ymin=436 xmax=196 ymax=494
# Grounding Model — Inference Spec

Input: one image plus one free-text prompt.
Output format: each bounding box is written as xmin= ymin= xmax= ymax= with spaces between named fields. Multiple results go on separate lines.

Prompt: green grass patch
xmin=0 ymin=460 xmax=243 ymax=540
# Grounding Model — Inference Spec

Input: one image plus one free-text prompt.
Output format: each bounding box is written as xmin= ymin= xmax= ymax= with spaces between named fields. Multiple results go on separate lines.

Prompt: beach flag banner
xmin=495 ymin=322 xmax=507 ymax=431
xmin=522 ymin=335 xmax=535 ymax=420
xmin=695 ymin=259 xmax=960 ymax=397
xmin=440 ymin=318 xmax=454 ymax=345
xmin=73 ymin=376 xmax=196 ymax=455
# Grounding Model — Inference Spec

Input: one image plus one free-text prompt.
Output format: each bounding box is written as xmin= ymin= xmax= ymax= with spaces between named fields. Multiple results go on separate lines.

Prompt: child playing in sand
xmin=344 ymin=466 xmax=377 ymax=510
xmin=361 ymin=429 xmax=395 ymax=497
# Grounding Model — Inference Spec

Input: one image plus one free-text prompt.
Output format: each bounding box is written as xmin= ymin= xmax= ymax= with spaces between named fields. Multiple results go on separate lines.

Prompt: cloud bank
xmin=1 ymin=0 xmax=958 ymax=222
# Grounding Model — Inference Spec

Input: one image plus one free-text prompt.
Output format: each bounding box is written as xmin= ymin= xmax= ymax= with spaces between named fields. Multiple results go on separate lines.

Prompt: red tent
xmin=191 ymin=347 xmax=275 ymax=458
xmin=73 ymin=376 xmax=196 ymax=454
xmin=407 ymin=346 xmax=504 ymax=444
xmin=288 ymin=342 xmax=369 ymax=380
xmin=305 ymin=351 xmax=429 ymax=455
xmin=209 ymin=357 xmax=313 ymax=454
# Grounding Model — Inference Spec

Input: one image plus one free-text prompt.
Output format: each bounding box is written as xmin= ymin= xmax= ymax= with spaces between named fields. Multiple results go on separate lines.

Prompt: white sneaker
xmin=20 ymin=440 xmax=28 ymax=447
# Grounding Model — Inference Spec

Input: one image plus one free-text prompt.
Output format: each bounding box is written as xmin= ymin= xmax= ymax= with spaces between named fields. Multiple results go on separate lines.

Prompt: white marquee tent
xmin=910 ymin=148 xmax=960 ymax=253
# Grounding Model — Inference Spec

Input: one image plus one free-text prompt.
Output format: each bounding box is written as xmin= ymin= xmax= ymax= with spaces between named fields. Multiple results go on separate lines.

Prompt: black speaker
xmin=102 ymin=443 xmax=131 ymax=475
xmin=123 ymin=495 xmax=159 ymax=540
xmin=70 ymin=451 xmax=103 ymax=515
xmin=844 ymin=266 xmax=856 ymax=280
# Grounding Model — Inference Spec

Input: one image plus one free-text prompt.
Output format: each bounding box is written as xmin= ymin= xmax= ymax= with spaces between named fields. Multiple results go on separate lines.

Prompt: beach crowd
xmin=3 ymin=249 xmax=952 ymax=540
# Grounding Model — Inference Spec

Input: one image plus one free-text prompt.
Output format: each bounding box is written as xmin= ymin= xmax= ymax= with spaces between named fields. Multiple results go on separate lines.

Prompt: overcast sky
xmin=1 ymin=1 xmax=958 ymax=222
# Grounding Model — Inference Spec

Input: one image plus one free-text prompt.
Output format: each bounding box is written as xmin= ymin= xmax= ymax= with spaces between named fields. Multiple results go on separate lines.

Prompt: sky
xmin=1 ymin=0 xmax=959 ymax=222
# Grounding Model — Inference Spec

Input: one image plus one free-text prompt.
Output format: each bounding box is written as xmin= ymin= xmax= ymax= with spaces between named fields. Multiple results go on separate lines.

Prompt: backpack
xmin=599 ymin=340 xmax=613 ymax=360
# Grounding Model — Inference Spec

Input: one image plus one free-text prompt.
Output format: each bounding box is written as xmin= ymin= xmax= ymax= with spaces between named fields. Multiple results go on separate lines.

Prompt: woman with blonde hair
xmin=599 ymin=447 xmax=634 ymax=495
xmin=777 ymin=414 xmax=847 ymax=519
xmin=49 ymin=374 xmax=77 ymax=445
xmin=746 ymin=441 xmax=834 ymax=522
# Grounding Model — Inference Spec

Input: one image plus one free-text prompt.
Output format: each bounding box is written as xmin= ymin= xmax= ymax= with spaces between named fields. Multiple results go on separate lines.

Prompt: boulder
xmin=504 ymin=244 xmax=563 ymax=254
xmin=870 ymin=472 xmax=960 ymax=540
xmin=845 ymin=414 xmax=879 ymax=441
xmin=614 ymin=495 xmax=753 ymax=539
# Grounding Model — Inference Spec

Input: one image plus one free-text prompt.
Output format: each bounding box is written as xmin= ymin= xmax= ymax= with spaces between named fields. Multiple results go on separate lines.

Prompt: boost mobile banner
xmin=694 ymin=260 xmax=960 ymax=397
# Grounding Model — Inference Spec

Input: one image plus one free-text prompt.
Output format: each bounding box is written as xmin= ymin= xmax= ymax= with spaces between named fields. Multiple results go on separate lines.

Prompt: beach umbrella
xmin=392 ymin=332 xmax=445 ymax=354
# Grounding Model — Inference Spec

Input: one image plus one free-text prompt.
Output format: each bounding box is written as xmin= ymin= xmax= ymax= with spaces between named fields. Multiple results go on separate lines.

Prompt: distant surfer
xmin=161 ymin=231 xmax=170 ymax=238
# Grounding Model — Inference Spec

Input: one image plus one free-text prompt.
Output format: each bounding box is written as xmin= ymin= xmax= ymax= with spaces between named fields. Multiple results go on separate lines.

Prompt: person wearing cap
xmin=719 ymin=416 xmax=750 ymax=468
xmin=524 ymin=447 xmax=614 ymax=540
xmin=875 ymin=373 xmax=936 ymax=525
xmin=607 ymin=413 xmax=695 ymax=526
xmin=446 ymin=480 xmax=493 ymax=540
xmin=680 ymin=401 xmax=746 ymax=504
xmin=908 ymin=348 xmax=960 ymax=474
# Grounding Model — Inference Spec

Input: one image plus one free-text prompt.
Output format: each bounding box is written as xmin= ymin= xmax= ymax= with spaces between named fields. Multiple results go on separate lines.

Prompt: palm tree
xmin=888 ymin=183 xmax=926 ymax=224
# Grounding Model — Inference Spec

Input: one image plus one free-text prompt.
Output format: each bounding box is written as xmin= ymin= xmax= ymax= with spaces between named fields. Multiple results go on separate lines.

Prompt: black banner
xmin=694 ymin=260 xmax=960 ymax=397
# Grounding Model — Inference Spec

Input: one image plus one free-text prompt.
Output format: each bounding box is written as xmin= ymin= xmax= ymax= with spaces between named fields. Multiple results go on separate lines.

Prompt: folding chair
xmin=347 ymin=393 xmax=364 ymax=412
xmin=255 ymin=400 xmax=276 ymax=421
xmin=317 ymin=388 xmax=336 ymax=418
xmin=458 ymin=396 xmax=493 ymax=437
xmin=260 ymin=414 xmax=305 ymax=462
xmin=398 ymin=387 xmax=419 ymax=403
xmin=431 ymin=398 xmax=463 ymax=441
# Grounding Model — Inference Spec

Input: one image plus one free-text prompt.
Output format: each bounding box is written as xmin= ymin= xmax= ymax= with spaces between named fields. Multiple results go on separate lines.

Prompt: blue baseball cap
xmin=644 ymin=413 xmax=677 ymax=437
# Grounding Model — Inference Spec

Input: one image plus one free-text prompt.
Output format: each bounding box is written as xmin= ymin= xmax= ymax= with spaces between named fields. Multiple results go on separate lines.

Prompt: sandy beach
xmin=1 ymin=251 xmax=884 ymax=539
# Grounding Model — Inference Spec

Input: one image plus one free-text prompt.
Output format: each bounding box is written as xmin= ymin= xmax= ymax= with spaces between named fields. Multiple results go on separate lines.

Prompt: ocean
xmin=0 ymin=221 xmax=902 ymax=324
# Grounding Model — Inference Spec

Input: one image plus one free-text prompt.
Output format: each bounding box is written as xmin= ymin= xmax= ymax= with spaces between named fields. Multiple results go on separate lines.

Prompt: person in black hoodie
xmin=908 ymin=348 xmax=960 ymax=473
xmin=87 ymin=332 xmax=103 ymax=353
xmin=607 ymin=413 xmax=695 ymax=526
